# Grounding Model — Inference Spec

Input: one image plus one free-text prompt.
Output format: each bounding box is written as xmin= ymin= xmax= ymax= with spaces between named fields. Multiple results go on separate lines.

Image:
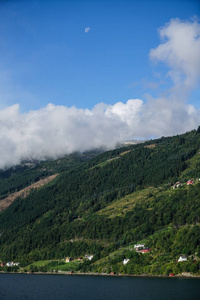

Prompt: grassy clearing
xmin=24 ymin=259 xmax=82 ymax=272
xmin=181 ymin=151 xmax=200 ymax=179
xmin=25 ymin=260 xmax=53 ymax=270
xmin=97 ymin=187 xmax=157 ymax=218
xmin=90 ymin=157 xmax=121 ymax=170
xmin=53 ymin=261 xmax=81 ymax=271
xmin=119 ymin=150 xmax=132 ymax=156
xmin=90 ymin=150 xmax=133 ymax=170
xmin=138 ymin=226 xmax=173 ymax=244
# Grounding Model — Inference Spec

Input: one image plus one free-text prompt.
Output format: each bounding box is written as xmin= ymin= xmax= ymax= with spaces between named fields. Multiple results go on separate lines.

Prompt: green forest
xmin=0 ymin=128 xmax=200 ymax=276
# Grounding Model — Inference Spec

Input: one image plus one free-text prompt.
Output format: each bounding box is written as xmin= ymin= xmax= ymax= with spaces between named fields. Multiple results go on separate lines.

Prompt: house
xmin=178 ymin=255 xmax=187 ymax=262
xmin=134 ymin=243 xmax=145 ymax=251
xmin=85 ymin=255 xmax=94 ymax=261
xmin=187 ymin=180 xmax=194 ymax=185
xmin=1 ymin=262 xmax=6 ymax=267
xmin=6 ymin=262 xmax=13 ymax=267
xmin=169 ymin=273 xmax=175 ymax=277
xmin=141 ymin=248 xmax=151 ymax=253
xmin=173 ymin=181 xmax=182 ymax=189
xmin=123 ymin=258 xmax=130 ymax=265
xmin=65 ymin=257 xmax=72 ymax=263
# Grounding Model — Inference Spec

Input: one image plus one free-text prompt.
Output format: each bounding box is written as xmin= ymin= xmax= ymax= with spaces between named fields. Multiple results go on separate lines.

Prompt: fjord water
xmin=0 ymin=274 xmax=200 ymax=300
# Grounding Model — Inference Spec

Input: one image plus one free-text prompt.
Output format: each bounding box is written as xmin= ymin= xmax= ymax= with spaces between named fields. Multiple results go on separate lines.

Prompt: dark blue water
xmin=0 ymin=273 xmax=200 ymax=300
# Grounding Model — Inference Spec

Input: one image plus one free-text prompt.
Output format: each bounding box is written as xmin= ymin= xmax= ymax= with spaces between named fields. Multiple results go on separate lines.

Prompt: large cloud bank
xmin=0 ymin=18 xmax=200 ymax=169
xmin=0 ymin=97 xmax=199 ymax=169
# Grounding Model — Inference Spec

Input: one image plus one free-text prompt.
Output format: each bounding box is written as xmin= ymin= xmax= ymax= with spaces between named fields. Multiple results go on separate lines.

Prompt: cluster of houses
xmin=123 ymin=244 xmax=151 ymax=265
xmin=173 ymin=179 xmax=199 ymax=189
xmin=172 ymin=181 xmax=182 ymax=189
xmin=122 ymin=243 xmax=188 ymax=266
xmin=1 ymin=262 xmax=19 ymax=267
xmin=134 ymin=243 xmax=151 ymax=253
xmin=169 ymin=256 xmax=188 ymax=276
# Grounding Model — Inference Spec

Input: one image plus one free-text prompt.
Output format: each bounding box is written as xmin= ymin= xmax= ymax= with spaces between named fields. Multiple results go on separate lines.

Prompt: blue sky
xmin=0 ymin=0 xmax=199 ymax=110
xmin=0 ymin=0 xmax=200 ymax=168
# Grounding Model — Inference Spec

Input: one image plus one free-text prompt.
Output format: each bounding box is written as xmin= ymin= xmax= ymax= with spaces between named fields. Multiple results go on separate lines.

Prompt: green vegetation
xmin=0 ymin=128 xmax=200 ymax=276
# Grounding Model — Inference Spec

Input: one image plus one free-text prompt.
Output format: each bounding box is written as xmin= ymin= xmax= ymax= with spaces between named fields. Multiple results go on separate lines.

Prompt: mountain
xmin=0 ymin=128 xmax=200 ymax=276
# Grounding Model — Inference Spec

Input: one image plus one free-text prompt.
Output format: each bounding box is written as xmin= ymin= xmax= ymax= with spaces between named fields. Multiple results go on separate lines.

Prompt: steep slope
xmin=0 ymin=128 xmax=199 ymax=275
xmin=0 ymin=150 xmax=100 ymax=200
xmin=0 ymin=174 xmax=58 ymax=212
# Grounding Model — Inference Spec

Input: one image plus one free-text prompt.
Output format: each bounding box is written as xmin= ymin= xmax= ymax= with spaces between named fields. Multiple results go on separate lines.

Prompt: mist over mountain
xmin=0 ymin=18 xmax=200 ymax=170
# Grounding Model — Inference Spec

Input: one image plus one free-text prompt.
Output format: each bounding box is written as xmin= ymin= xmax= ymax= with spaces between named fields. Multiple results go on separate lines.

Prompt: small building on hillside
xmin=187 ymin=180 xmax=194 ymax=185
xmin=173 ymin=181 xmax=182 ymax=189
xmin=123 ymin=258 xmax=130 ymax=265
xmin=85 ymin=255 xmax=94 ymax=261
xmin=65 ymin=257 xmax=72 ymax=263
xmin=134 ymin=243 xmax=145 ymax=251
xmin=110 ymin=272 xmax=115 ymax=275
xmin=178 ymin=255 xmax=187 ymax=262
xmin=141 ymin=248 xmax=151 ymax=253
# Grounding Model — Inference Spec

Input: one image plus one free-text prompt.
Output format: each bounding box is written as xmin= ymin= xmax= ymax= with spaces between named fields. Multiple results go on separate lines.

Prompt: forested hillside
xmin=0 ymin=128 xmax=200 ymax=276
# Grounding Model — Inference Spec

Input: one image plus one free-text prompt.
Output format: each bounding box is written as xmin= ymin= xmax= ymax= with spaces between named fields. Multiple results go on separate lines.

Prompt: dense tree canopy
xmin=0 ymin=128 xmax=199 ymax=276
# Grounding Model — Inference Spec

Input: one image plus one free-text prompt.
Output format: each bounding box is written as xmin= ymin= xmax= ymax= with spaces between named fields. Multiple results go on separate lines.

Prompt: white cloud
xmin=150 ymin=18 xmax=200 ymax=93
xmin=0 ymin=98 xmax=199 ymax=169
xmin=0 ymin=101 xmax=140 ymax=169
xmin=84 ymin=27 xmax=91 ymax=33
xmin=0 ymin=18 xmax=200 ymax=169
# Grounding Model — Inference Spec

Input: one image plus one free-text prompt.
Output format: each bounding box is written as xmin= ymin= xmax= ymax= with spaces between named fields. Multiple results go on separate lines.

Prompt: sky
xmin=0 ymin=0 xmax=200 ymax=169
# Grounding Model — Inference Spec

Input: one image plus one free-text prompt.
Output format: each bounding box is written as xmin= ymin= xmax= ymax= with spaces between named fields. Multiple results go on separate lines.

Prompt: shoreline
xmin=1 ymin=271 xmax=200 ymax=279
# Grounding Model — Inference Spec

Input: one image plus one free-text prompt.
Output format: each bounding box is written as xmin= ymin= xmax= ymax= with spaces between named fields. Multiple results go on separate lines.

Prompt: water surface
xmin=0 ymin=273 xmax=199 ymax=300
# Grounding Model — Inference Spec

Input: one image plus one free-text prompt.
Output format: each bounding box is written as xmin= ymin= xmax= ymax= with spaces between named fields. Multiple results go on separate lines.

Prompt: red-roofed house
xmin=187 ymin=180 xmax=194 ymax=185
xmin=141 ymin=248 xmax=151 ymax=253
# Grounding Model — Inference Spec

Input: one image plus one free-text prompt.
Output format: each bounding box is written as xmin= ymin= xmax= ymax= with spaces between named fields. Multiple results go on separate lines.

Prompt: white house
xmin=134 ymin=243 xmax=145 ymax=251
xmin=173 ymin=181 xmax=182 ymax=189
xmin=85 ymin=255 xmax=94 ymax=261
xmin=123 ymin=258 xmax=130 ymax=265
xmin=178 ymin=255 xmax=187 ymax=262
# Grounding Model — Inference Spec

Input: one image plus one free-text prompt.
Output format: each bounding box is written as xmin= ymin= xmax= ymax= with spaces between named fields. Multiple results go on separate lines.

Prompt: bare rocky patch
xmin=0 ymin=174 xmax=58 ymax=212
